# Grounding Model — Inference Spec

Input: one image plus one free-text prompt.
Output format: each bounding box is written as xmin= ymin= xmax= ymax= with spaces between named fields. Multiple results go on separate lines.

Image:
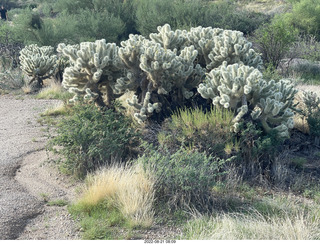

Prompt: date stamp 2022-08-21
xmin=144 ymin=240 xmax=177 ymax=244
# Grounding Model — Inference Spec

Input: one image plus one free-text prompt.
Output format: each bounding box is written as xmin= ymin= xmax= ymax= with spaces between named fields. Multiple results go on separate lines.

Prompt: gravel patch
xmin=0 ymin=94 xmax=79 ymax=240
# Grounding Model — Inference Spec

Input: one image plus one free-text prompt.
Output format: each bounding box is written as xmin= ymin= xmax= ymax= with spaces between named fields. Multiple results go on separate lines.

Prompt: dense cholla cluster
xmin=19 ymin=44 xmax=57 ymax=88
xmin=36 ymin=23 xmax=295 ymax=137
xmin=58 ymin=24 xmax=263 ymax=122
xmin=198 ymin=62 xmax=297 ymax=138
xmin=57 ymin=40 xmax=123 ymax=106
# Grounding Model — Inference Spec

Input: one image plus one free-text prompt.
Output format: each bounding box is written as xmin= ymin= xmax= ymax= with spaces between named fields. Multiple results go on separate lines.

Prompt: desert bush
xmin=135 ymin=0 xmax=268 ymax=37
xmin=202 ymin=0 xmax=270 ymax=35
xmin=235 ymin=121 xmax=284 ymax=179
xmin=287 ymin=60 xmax=320 ymax=84
xmin=0 ymin=22 xmax=23 ymax=68
xmin=252 ymin=18 xmax=298 ymax=69
xmin=31 ymin=13 xmax=79 ymax=46
xmin=138 ymin=145 xmax=228 ymax=210
xmin=47 ymin=102 xmax=140 ymax=178
xmin=294 ymin=35 xmax=320 ymax=62
xmin=10 ymin=8 xmax=43 ymax=45
xmin=158 ymin=107 xmax=235 ymax=157
xmin=282 ymin=0 xmax=320 ymax=41
xmin=74 ymin=9 xmax=125 ymax=43
xmin=182 ymin=203 xmax=320 ymax=239
xmin=75 ymin=163 xmax=155 ymax=228
xmin=302 ymin=91 xmax=320 ymax=144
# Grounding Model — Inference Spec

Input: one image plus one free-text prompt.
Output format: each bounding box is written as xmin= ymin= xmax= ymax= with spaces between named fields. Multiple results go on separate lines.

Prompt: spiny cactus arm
xmin=187 ymin=26 xmax=224 ymax=66
xmin=150 ymin=24 xmax=188 ymax=51
xmin=199 ymin=63 xmax=296 ymax=138
xmin=198 ymin=62 xmax=262 ymax=109
xmin=119 ymin=34 xmax=146 ymax=69
xmin=206 ymin=30 xmax=263 ymax=70
xmin=139 ymin=42 xmax=178 ymax=93
xmin=19 ymin=44 xmax=57 ymax=87
xmin=127 ymin=92 xmax=161 ymax=123
xmin=232 ymin=105 xmax=249 ymax=133
xmin=57 ymin=43 xmax=80 ymax=63
xmin=116 ymin=35 xmax=148 ymax=94
xmin=60 ymin=39 xmax=123 ymax=106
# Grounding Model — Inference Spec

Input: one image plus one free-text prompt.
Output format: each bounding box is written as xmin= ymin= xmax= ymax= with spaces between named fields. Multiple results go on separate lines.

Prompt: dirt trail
xmin=0 ymin=94 xmax=80 ymax=240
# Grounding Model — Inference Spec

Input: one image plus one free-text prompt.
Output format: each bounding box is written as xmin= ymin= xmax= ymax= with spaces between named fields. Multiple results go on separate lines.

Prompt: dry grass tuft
xmin=22 ymin=84 xmax=33 ymax=94
xmin=79 ymin=163 xmax=156 ymax=228
xmin=183 ymin=204 xmax=320 ymax=240
xmin=36 ymin=81 xmax=70 ymax=100
xmin=41 ymin=102 xmax=69 ymax=117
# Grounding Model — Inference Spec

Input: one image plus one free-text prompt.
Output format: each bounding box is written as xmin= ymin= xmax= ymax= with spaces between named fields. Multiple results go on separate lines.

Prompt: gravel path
xmin=0 ymin=94 xmax=80 ymax=240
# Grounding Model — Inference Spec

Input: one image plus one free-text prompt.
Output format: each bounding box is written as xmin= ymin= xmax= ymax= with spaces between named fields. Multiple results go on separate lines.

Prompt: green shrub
xmin=135 ymin=0 xmax=268 ymax=37
xmin=10 ymin=8 xmax=43 ymax=45
xmin=235 ymin=121 xmax=284 ymax=178
xmin=295 ymin=35 xmax=320 ymax=62
xmin=282 ymin=0 xmax=320 ymax=41
xmin=288 ymin=60 xmax=320 ymax=84
xmin=139 ymin=146 xmax=228 ymax=209
xmin=48 ymin=102 xmax=140 ymax=178
xmin=203 ymin=0 xmax=269 ymax=35
xmin=74 ymin=9 xmax=125 ymax=43
xmin=158 ymin=107 xmax=235 ymax=157
xmin=32 ymin=12 xmax=79 ymax=46
xmin=134 ymin=0 xmax=177 ymax=36
xmin=302 ymin=91 xmax=320 ymax=143
xmin=252 ymin=18 xmax=298 ymax=68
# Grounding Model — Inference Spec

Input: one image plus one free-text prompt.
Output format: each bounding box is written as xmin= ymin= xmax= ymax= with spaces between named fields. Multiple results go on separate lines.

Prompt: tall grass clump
xmin=47 ymin=102 xmax=139 ymax=178
xmin=158 ymin=107 xmax=235 ymax=157
xmin=36 ymin=81 xmax=73 ymax=100
xmin=72 ymin=163 xmax=155 ymax=229
xmin=182 ymin=203 xmax=320 ymax=240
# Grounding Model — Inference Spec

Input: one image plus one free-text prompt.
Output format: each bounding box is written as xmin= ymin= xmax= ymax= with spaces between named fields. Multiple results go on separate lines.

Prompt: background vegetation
xmin=1 ymin=0 xmax=320 ymax=240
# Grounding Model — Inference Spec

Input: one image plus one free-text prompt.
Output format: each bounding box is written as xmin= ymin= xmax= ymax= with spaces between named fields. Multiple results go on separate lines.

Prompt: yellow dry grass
xmin=37 ymin=81 xmax=65 ymax=99
xmin=184 ymin=207 xmax=320 ymax=240
xmin=79 ymin=163 xmax=156 ymax=228
xmin=42 ymin=102 xmax=69 ymax=116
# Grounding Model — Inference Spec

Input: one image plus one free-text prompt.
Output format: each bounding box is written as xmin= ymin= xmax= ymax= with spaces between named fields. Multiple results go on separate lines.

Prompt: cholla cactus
xmin=19 ymin=44 xmax=57 ymax=89
xmin=118 ymin=35 xmax=205 ymax=123
xmin=198 ymin=62 xmax=297 ymax=138
xmin=58 ymin=40 xmax=123 ymax=107
xmin=149 ymin=24 xmax=188 ymax=52
xmin=57 ymin=24 xmax=266 ymax=124
xmin=187 ymin=26 xmax=263 ymax=70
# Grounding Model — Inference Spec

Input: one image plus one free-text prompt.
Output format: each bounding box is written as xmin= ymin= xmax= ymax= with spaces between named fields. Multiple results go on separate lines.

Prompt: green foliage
xmin=203 ymin=0 xmax=270 ymax=35
xmin=135 ymin=0 xmax=268 ymax=37
xmin=302 ymin=91 xmax=320 ymax=138
xmin=252 ymin=18 xmax=298 ymax=68
xmin=139 ymin=145 xmax=228 ymax=209
xmin=291 ymin=157 xmax=307 ymax=169
xmin=288 ymin=60 xmax=320 ymax=85
xmin=31 ymin=13 xmax=79 ymax=46
xmin=295 ymin=35 xmax=320 ymax=62
xmin=68 ymin=200 xmax=128 ymax=240
xmin=158 ymin=107 xmax=234 ymax=157
xmin=47 ymin=102 xmax=139 ymax=178
xmin=235 ymin=121 xmax=283 ymax=177
xmin=134 ymin=0 xmax=177 ymax=36
xmin=75 ymin=9 xmax=125 ymax=43
xmin=10 ymin=8 xmax=43 ymax=44
xmin=282 ymin=0 xmax=320 ymax=40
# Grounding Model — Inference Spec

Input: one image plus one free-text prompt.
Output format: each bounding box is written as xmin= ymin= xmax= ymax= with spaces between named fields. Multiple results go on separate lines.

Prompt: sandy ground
xmin=0 ymin=94 xmax=80 ymax=240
